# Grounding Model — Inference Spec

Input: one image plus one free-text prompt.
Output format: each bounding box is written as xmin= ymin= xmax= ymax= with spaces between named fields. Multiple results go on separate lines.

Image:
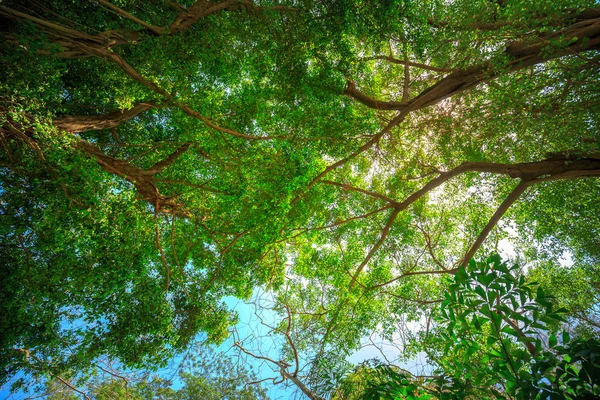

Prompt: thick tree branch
xmin=346 ymin=11 xmax=600 ymax=116
xmin=3 ymin=1 xmax=297 ymax=57
xmin=0 ymin=6 xmax=103 ymax=44
xmin=169 ymin=0 xmax=244 ymax=34
xmin=73 ymin=140 xmax=191 ymax=215
xmin=301 ymin=11 xmax=600 ymax=214
xmin=78 ymin=42 xmax=276 ymax=140
xmin=53 ymin=102 xmax=158 ymax=133
xmin=0 ymin=6 xmax=137 ymax=58
xmin=460 ymin=180 xmax=530 ymax=267
xmin=146 ymin=142 xmax=192 ymax=174
xmin=2 ymin=6 xmax=280 ymax=140
xmin=343 ymin=80 xmax=408 ymax=110
xmin=351 ymin=156 xmax=600 ymax=289
xmin=168 ymin=0 xmax=299 ymax=34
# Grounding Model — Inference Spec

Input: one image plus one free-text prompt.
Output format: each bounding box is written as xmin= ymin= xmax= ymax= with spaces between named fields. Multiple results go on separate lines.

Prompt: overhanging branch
xmin=351 ymin=156 xmax=600 ymax=288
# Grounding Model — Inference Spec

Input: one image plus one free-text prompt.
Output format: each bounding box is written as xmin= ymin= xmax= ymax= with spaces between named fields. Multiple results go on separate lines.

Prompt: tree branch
xmin=460 ymin=180 xmax=530 ymax=267
xmin=281 ymin=370 xmax=324 ymax=400
xmin=349 ymin=208 xmax=401 ymax=289
xmin=414 ymin=223 xmax=448 ymax=270
xmin=283 ymin=304 xmax=300 ymax=377
xmin=402 ymin=53 xmax=410 ymax=102
xmin=177 ymin=103 xmax=281 ymax=140
xmin=368 ymin=268 xmax=458 ymax=291
xmin=279 ymin=206 xmax=392 ymax=243
xmin=0 ymin=6 xmax=103 ymax=44
xmin=54 ymin=375 xmax=92 ymax=400
xmin=96 ymin=0 xmax=165 ymax=35
xmin=3 ymin=6 xmax=279 ymax=140
xmin=301 ymin=12 xmax=600 ymax=211
xmin=343 ymin=80 xmax=408 ymax=110
xmin=361 ymin=55 xmax=455 ymax=72
xmin=349 ymin=156 xmax=600 ymax=288
xmin=169 ymin=0 xmax=240 ymax=33
xmin=321 ymin=180 xmax=400 ymax=206
xmin=53 ymin=102 xmax=159 ymax=133
xmin=168 ymin=0 xmax=300 ymax=34
xmin=347 ymin=11 xmax=600 ymax=119
xmin=501 ymin=315 xmax=537 ymax=356
xmin=95 ymin=364 xmax=130 ymax=400
xmin=146 ymin=142 xmax=192 ymax=174
xmin=290 ymin=108 xmax=412 ymax=206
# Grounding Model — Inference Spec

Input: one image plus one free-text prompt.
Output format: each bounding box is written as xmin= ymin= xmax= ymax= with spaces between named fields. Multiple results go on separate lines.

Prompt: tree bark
xmin=54 ymin=102 xmax=158 ymax=133
xmin=73 ymin=140 xmax=192 ymax=215
xmin=1 ymin=1 xmax=296 ymax=57
xmin=345 ymin=156 xmax=600 ymax=288
xmin=280 ymin=370 xmax=324 ymax=400
xmin=1 ymin=107 xmax=192 ymax=215
xmin=345 ymin=9 xmax=600 ymax=120
xmin=343 ymin=80 xmax=408 ymax=110
xmin=460 ymin=180 xmax=530 ymax=267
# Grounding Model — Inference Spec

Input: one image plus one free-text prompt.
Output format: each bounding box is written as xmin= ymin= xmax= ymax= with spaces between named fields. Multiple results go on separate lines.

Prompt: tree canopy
xmin=1 ymin=0 xmax=599 ymax=398
xmin=41 ymin=344 xmax=268 ymax=400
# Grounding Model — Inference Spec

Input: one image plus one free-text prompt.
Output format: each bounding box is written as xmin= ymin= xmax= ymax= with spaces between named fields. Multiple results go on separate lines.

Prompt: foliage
xmin=42 ymin=344 xmax=267 ymax=400
xmin=0 ymin=0 xmax=599 ymax=398
xmin=332 ymin=359 xmax=433 ymax=400
xmin=332 ymin=256 xmax=600 ymax=399
xmin=430 ymin=255 xmax=600 ymax=399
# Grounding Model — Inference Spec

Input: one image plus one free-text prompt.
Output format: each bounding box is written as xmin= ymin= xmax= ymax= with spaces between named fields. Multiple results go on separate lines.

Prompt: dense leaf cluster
xmin=0 ymin=0 xmax=599 ymax=397
xmin=334 ymin=256 xmax=600 ymax=399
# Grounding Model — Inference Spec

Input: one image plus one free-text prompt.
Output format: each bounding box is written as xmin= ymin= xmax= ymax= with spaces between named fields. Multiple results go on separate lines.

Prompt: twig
xmin=155 ymin=225 xmax=171 ymax=293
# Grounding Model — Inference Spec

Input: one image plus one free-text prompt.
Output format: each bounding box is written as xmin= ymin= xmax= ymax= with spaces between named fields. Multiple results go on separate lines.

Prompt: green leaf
xmin=562 ymin=331 xmax=570 ymax=345
xmin=549 ymin=334 xmax=558 ymax=348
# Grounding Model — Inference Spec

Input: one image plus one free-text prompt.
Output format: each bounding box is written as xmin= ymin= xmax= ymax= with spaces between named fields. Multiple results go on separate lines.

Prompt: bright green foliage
xmin=429 ymin=255 xmax=600 ymax=399
xmin=331 ymin=359 xmax=433 ymax=400
xmin=174 ymin=344 xmax=268 ymax=400
xmin=331 ymin=256 xmax=600 ymax=399
xmin=1 ymin=0 xmax=599 ymax=397
xmin=41 ymin=344 xmax=267 ymax=399
xmin=527 ymin=261 xmax=600 ymax=339
xmin=0 ymin=0 xmax=342 ymax=386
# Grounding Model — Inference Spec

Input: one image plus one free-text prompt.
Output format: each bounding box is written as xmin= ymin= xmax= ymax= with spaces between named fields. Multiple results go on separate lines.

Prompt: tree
xmin=1 ymin=0 xmax=326 ymax=386
xmin=1 ymin=0 xmax=599 ymax=397
xmin=39 ymin=344 xmax=267 ymax=400
xmin=328 ymin=256 xmax=600 ymax=399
